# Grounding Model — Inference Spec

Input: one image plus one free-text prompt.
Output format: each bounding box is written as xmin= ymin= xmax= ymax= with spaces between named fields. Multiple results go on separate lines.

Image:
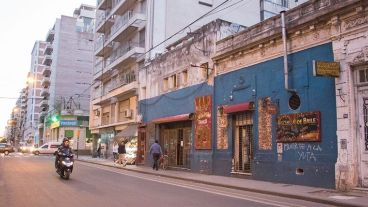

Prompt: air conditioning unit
xmin=124 ymin=109 xmax=132 ymax=118
xmin=94 ymin=110 xmax=100 ymax=116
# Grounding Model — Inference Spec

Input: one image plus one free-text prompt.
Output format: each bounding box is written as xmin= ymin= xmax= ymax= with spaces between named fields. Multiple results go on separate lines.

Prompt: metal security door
xmin=358 ymin=89 xmax=368 ymax=187
xmin=233 ymin=112 xmax=253 ymax=173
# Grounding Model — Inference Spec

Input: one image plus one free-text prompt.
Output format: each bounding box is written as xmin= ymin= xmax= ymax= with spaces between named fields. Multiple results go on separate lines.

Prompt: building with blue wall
xmin=213 ymin=43 xmax=337 ymax=188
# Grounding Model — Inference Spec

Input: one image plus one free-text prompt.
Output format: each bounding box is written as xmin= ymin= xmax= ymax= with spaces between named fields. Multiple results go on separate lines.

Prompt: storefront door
xmin=358 ymin=87 xmax=368 ymax=187
xmin=162 ymin=126 xmax=191 ymax=168
xmin=137 ymin=127 xmax=146 ymax=164
xmin=233 ymin=112 xmax=253 ymax=173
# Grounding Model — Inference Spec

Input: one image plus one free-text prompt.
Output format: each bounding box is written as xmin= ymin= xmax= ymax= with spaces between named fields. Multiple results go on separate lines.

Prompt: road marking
xmin=79 ymin=162 xmax=309 ymax=207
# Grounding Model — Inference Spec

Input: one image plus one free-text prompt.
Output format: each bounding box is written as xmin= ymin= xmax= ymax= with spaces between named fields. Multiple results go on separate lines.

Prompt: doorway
xmin=233 ymin=112 xmax=253 ymax=174
xmin=161 ymin=122 xmax=192 ymax=169
xmin=358 ymin=88 xmax=368 ymax=187
xmin=137 ymin=126 xmax=146 ymax=164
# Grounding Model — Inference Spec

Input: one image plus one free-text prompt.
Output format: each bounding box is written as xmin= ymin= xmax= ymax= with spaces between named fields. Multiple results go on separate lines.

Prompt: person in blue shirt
xmin=149 ymin=140 xmax=162 ymax=171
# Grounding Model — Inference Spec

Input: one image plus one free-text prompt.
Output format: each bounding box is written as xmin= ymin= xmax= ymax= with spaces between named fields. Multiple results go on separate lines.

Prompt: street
xmin=0 ymin=153 xmax=333 ymax=207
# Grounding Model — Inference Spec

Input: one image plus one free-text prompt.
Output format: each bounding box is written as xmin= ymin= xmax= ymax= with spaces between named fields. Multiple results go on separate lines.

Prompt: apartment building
xmin=38 ymin=4 xmax=95 ymax=149
xmin=23 ymin=41 xmax=47 ymax=146
xmin=90 ymin=0 xmax=303 ymax=157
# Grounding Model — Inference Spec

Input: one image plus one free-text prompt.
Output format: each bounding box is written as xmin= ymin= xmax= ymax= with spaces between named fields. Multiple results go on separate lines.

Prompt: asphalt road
xmin=0 ymin=153 xmax=333 ymax=207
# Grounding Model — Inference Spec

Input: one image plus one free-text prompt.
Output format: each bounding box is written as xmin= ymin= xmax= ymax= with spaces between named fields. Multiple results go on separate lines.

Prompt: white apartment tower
xmin=38 ymin=4 xmax=96 ymax=145
xmin=23 ymin=41 xmax=47 ymax=145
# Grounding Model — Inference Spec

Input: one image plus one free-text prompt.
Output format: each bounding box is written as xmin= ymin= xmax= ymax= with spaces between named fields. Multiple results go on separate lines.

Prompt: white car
xmin=32 ymin=142 xmax=61 ymax=155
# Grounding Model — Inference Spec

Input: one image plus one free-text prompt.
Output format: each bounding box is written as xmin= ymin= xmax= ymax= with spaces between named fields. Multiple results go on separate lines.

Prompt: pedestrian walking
xmin=97 ymin=143 xmax=101 ymax=158
xmin=112 ymin=142 xmax=118 ymax=162
xmin=117 ymin=141 xmax=126 ymax=166
xmin=149 ymin=140 xmax=162 ymax=171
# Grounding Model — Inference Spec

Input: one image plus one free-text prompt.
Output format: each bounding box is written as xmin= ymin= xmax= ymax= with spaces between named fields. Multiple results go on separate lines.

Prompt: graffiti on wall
xmin=284 ymin=143 xmax=323 ymax=162
xmin=277 ymin=111 xmax=321 ymax=142
xmin=195 ymin=96 xmax=212 ymax=150
xmin=258 ymin=97 xmax=275 ymax=150
xmin=217 ymin=106 xmax=228 ymax=150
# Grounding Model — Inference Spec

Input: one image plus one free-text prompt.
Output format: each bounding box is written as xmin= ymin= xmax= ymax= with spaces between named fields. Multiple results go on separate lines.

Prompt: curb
xmin=76 ymin=159 xmax=364 ymax=207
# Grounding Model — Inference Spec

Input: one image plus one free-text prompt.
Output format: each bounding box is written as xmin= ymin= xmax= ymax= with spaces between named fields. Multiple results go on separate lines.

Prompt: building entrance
xmin=161 ymin=122 xmax=192 ymax=169
xmin=232 ymin=112 xmax=253 ymax=174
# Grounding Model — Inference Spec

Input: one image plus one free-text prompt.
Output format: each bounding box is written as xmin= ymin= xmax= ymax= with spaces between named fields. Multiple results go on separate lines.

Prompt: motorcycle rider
xmin=55 ymin=138 xmax=73 ymax=172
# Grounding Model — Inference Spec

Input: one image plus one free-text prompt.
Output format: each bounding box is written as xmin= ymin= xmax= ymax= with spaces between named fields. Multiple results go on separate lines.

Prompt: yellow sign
xmin=313 ymin=60 xmax=340 ymax=77
xmin=50 ymin=121 xmax=60 ymax=129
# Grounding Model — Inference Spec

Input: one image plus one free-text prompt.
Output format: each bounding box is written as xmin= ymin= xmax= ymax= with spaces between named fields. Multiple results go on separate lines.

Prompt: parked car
xmin=0 ymin=143 xmax=15 ymax=155
xmin=32 ymin=142 xmax=61 ymax=155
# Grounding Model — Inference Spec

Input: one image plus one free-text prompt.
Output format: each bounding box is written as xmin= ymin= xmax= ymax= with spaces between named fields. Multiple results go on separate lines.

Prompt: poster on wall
xmin=195 ymin=96 xmax=212 ymax=150
xmin=258 ymin=98 xmax=273 ymax=150
xmin=276 ymin=111 xmax=321 ymax=142
xmin=217 ymin=106 xmax=228 ymax=150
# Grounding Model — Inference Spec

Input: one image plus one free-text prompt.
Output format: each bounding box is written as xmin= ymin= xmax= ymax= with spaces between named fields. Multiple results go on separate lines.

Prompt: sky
xmin=0 ymin=0 xmax=96 ymax=136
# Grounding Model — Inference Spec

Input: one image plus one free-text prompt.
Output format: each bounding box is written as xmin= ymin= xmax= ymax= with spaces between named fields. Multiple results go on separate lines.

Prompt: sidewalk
xmin=76 ymin=156 xmax=367 ymax=207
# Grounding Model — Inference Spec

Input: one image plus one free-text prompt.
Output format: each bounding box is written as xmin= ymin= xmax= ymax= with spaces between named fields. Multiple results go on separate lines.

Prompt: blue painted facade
xmin=139 ymin=83 xmax=214 ymax=172
xmin=213 ymin=43 xmax=337 ymax=188
xmin=139 ymin=43 xmax=337 ymax=188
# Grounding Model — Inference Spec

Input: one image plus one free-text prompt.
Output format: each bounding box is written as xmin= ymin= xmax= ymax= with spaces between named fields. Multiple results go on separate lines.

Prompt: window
xmin=359 ymin=68 xmax=368 ymax=83
xmin=42 ymin=145 xmax=48 ymax=149
xmin=170 ymin=74 xmax=178 ymax=89
xmin=50 ymin=145 xmax=60 ymax=148
xmin=201 ymin=63 xmax=209 ymax=79
xmin=163 ymin=77 xmax=169 ymax=91
xmin=182 ymin=70 xmax=188 ymax=86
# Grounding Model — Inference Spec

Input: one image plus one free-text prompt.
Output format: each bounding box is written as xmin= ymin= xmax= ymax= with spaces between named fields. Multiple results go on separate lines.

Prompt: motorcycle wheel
xmin=64 ymin=170 xmax=70 ymax=180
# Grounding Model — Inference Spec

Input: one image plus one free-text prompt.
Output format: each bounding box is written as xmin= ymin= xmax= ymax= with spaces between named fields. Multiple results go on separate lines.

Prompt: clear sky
xmin=0 ymin=0 xmax=96 ymax=136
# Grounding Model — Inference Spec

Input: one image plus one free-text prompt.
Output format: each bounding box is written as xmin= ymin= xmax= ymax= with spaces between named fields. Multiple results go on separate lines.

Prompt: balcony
xmin=46 ymin=29 xmax=55 ymax=43
xmin=21 ymin=102 xmax=27 ymax=108
xmin=40 ymin=88 xmax=50 ymax=97
xmin=92 ymin=80 xmax=137 ymax=105
xmin=107 ymin=43 xmax=145 ymax=70
xmin=108 ymin=12 xmax=146 ymax=44
xmin=44 ymin=43 xmax=53 ymax=55
xmin=97 ymin=0 xmax=112 ymax=10
xmin=95 ymin=10 xmax=114 ymax=33
xmin=42 ymin=66 xmax=51 ymax=77
xmin=43 ymin=55 xmax=52 ymax=66
xmin=94 ymin=35 xmax=113 ymax=57
xmin=41 ymin=77 xmax=50 ymax=87
xmin=40 ymin=99 xmax=49 ymax=108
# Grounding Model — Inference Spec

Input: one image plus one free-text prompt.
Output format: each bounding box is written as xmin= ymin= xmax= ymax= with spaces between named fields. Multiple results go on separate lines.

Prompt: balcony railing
xmin=44 ymin=43 xmax=53 ymax=55
xmin=110 ymin=11 xmax=133 ymax=37
xmin=43 ymin=55 xmax=52 ymax=66
xmin=42 ymin=66 xmax=51 ymax=77
xmin=101 ymin=71 xmax=136 ymax=96
xmin=46 ymin=29 xmax=55 ymax=43
xmin=40 ymin=88 xmax=50 ymax=97
xmin=41 ymin=77 xmax=50 ymax=87
xmin=95 ymin=9 xmax=112 ymax=32
xmin=94 ymin=34 xmax=112 ymax=53
xmin=40 ymin=99 xmax=49 ymax=107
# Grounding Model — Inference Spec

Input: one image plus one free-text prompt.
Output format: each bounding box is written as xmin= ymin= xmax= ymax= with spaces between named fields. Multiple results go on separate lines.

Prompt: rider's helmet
xmin=62 ymin=138 xmax=70 ymax=147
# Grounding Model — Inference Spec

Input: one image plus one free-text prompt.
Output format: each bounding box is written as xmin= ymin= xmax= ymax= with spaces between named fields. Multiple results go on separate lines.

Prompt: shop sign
xmin=60 ymin=120 xmax=78 ymax=127
xmin=50 ymin=121 xmax=60 ymax=129
xmin=276 ymin=111 xmax=321 ymax=142
xmin=313 ymin=60 xmax=340 ymax=77
xmin=195 ymin=96 xmax=212 ymax=150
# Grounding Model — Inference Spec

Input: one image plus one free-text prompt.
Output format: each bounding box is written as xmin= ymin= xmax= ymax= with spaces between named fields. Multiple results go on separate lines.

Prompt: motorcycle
xmin=55 ymin=151 xmax=74 ymax=180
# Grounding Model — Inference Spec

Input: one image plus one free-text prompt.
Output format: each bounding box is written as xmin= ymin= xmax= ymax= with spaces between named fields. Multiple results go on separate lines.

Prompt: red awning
xmin=222 ymin=102 xmax=254 ymax=114
xmin=152 ymin=113 xmax=193 ymax=124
